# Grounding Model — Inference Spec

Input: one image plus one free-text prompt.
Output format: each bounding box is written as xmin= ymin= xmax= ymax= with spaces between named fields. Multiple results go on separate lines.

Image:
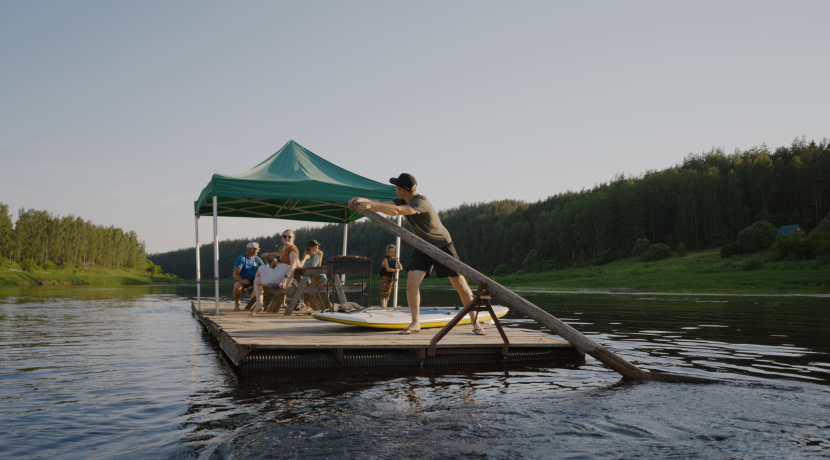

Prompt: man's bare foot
xmin=473 ymin=324 xmax=486 ymax=335
xmin=249 ymin=306 xmax=262 ymax=316
xmin=400 ymin=324 xmax=421 ymax=335
xmin=234 ymin=304 xmax=241 ymax=311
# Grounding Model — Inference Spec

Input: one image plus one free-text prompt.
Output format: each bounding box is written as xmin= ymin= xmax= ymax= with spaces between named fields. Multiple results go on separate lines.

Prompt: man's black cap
xmin=390 ymin=173 xmax=417 ymax=190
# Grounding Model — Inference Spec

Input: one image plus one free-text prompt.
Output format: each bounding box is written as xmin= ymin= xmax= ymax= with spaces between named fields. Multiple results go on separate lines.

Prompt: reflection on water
xmin=0 ymin=285 xmax=828 ymax=459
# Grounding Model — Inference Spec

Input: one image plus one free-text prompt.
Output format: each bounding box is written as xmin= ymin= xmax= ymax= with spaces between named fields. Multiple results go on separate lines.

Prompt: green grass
xmin=416 ymin=247 xmax=830 ymax=295
xmin=174 ymin=247 xmax=830 ymax=295
xmin=0 ymin=266 xmax=181 ymax=286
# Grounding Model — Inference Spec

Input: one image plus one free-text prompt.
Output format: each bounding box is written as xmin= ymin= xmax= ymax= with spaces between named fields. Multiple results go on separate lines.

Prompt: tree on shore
xmin=0 ymin=204 xmax=147 ymax=271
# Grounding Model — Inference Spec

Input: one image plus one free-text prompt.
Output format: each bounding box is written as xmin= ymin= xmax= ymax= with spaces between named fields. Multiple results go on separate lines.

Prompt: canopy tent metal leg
xmin=341 ymin=222 xmax=348 ymax=284
xmin=195 ymin=215 xmax=201 ymax=312
xmin=213 ymin=197 xmax=220 ymax=315
xmin=392 ymin=215 xmax=402 ymax=308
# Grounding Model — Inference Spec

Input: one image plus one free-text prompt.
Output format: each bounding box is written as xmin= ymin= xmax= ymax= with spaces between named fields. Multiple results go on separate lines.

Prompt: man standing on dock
xmin=349 ymin=173 xmax=484 ymax=336
xmin=232 ymin=242 xmax=264 ymax=311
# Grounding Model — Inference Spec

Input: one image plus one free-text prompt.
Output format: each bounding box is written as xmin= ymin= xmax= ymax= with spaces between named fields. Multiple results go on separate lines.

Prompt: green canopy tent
xmin=193 ymin=140 xmax=400 ymax=314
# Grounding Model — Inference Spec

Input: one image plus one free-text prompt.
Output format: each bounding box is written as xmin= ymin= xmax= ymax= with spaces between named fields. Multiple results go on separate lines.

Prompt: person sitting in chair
xmin=299 ymin=240 xmax=327 ymax=286
xmin=250 ymin=230 xmax=302 ymax=316
xmin=232 ymin=242 xmax=265 ymax=311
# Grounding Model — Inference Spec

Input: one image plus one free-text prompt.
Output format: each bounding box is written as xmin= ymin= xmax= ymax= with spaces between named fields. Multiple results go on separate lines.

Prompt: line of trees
xmin=0 ymin=204 xmax=147 ymax=271
xmin=149 ymin=137 xmax=830 ymax=279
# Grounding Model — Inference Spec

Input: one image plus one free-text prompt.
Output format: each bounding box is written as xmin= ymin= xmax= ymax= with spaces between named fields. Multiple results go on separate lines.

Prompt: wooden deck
xmin=192 ymin=302 xmax=581 ymax=370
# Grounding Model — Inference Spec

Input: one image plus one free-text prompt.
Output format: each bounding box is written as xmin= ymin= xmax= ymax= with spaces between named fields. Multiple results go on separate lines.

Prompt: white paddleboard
xmin=311 ymin=306 xmax=509 ymax=329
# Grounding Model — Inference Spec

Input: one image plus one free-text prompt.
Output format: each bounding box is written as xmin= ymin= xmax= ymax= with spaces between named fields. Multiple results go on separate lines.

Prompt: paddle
xmin=358 ymin=208 xmax=713 ymax=384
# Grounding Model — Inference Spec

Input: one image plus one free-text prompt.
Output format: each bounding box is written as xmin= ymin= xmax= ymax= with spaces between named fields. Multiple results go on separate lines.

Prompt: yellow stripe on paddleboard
xmin=313 ymin=309 xmax=507 ymax=330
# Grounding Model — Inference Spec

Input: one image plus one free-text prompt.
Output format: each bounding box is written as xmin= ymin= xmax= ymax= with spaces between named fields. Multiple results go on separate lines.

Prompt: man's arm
xmin=233 ymin=267 xmax=247 ymax=284
xmin=349 ymin=198 xmax=416 ymax=216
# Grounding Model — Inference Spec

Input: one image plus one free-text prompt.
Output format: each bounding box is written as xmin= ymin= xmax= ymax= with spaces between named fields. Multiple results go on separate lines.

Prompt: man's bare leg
xmin=448 ymin=275 xmax=483 ymax=333
xmin=402 ymin=270 xmax=427 ymax=333
xmin=233 ymin=281 xmax=244 ymax=311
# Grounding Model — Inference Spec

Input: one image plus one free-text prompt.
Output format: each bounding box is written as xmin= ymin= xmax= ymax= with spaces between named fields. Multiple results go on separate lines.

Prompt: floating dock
xmin=192 ymin=302 xmax=582 ymax=372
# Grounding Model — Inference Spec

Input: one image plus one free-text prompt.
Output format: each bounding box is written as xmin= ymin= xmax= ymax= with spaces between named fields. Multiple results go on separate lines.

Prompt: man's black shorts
xmin=407 ymin=243 xmax=460 ymax=278
xmin=237 ymin=277 xmax=255 ymax=286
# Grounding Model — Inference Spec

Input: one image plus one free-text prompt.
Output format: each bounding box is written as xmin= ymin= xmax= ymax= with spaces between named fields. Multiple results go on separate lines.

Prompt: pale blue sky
xmin=1 ymin=1 xmax=828 ymax=254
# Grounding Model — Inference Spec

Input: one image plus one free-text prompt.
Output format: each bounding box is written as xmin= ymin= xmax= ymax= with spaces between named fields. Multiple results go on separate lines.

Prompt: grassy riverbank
xmin=0 ymin=266 xmax=181 ymax=286
xmin=173 ymin=247 xmax=830 ymax=295
xmin=418 ymin=247 xmax=830 ymax=295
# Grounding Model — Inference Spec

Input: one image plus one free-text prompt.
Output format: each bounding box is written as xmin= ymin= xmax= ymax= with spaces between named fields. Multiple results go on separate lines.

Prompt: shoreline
xmin=0 ymin=267 xmax=181 ymax=287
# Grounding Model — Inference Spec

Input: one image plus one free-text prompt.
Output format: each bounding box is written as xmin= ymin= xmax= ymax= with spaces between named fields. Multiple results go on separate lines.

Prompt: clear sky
xmin=1 ymin=1 xmax=828 ymax=254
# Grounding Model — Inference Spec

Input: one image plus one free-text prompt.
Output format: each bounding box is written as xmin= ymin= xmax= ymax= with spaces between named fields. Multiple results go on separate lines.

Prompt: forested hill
xmin=0 ymin=204 xmax=147 ymax=271
xmin=149 ymin=138 xmax=830 ymax=279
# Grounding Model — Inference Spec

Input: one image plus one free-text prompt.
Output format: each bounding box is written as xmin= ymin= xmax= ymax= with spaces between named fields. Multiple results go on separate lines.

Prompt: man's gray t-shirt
xmin=392 ymin=195 xmax=452 ymax=247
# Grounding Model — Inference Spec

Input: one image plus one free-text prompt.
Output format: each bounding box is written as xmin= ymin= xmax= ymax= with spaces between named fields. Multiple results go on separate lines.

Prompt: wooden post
xmin=284 ymin=276 xmax=311 ymax=315
xmin=333 ymin=275 xmax=349 ymax=307
xmin=359 ymin=209 xmax=653 ymax=381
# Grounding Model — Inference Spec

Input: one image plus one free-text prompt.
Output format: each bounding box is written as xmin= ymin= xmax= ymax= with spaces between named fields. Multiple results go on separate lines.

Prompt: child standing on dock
xmin=349 ymin=173 xmax=484 ymax=335
xmin=378 ymin=244 xmax=400 ymax=308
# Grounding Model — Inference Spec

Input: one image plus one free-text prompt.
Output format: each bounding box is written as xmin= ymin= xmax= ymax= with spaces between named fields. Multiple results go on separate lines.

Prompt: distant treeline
xmin=0 ymin=204 xmax=147 ymax=271
xmin=149 ymin=138 xmax=830 ymax=278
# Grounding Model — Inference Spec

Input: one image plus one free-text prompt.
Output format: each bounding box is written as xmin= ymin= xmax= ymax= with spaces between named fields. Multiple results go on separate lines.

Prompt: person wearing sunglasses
xmin=250 ymin=230 xmax=301 ymax=315
xmin=349 ymin=173 xmax=484 ymax=336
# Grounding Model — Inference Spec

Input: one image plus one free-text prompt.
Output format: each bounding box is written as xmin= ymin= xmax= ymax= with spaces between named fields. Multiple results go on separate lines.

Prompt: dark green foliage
xmin=811 ymin=232 xmax=830 ymax=258
xmin=741 ymin=258 xmax=764 ymax=271
xmin=0 ymin=204 xmax=147 ymax=271
xmin=676 ymin=242 xmax=687 ymax=256
xmin=522 ymin=249 xmax=543 ymax=273
xmin=772 ymin=236 xmax=811 ymax=261
xmin=492 ymin=264 xmax=510 ymax=276
xmin=643 ymin=243 xmax=671 ymax=262
xmin=814 ymin=212 xmax=830 ymax=234
xmin=631 ymin=238 xmax=650 ymax=256
xmin=149 ymin=138 xmax=830 ymax=278
xmin=145 ymin=259 xmax=164 ymax=276
xmin=721 ymin=242 xmax=741 ymax=258
xmin=772 ymin=229 xmax=830 ymax=261
xmin=737 ymin=220 xmax=777 ymax=253
xmin=0 ymin=204 xmax=13 ymax=258
xmin=577 ymin=249 xmax=587 ymax=268
xmin=20 ymin=259 xmax=38 ymax=272
xmin=594 ymin=249 xmax=617 ymax=266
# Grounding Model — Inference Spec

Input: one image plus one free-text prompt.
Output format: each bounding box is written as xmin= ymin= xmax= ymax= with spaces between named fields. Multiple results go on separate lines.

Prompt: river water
xmin=0 ymin=285 xmax=828 ymax=459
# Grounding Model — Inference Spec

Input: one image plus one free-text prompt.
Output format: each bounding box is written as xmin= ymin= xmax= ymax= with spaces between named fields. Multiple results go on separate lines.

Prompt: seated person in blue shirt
xmin=232 ymin=242 xmax=275 ymax=311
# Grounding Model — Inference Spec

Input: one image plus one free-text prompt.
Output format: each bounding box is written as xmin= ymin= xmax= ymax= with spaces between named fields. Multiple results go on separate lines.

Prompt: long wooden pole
xmin=360 ymin=209 xmax=653 ymax=381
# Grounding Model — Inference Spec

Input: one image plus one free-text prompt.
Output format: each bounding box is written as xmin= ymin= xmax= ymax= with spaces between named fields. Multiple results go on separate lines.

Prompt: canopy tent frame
xmin=197 ymin=202 xmax=358 ymax=315
xmin=192 ymin=140 xmax=399 ymax=315
xmin=213 ymin=198 xmax=360 ymax=222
